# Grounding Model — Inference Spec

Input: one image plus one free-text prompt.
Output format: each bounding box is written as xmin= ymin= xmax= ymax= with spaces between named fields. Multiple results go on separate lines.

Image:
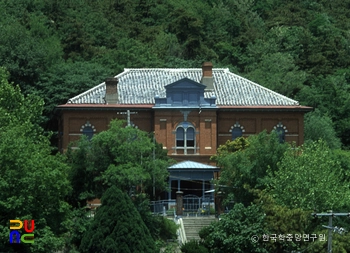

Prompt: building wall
xmin=59 ymin=108 xmax=306 ymax=163
xmin=59 ymin=109 xmax=153 ymax=151
xmin=217 ymin=110 xmax=305 ymax=146
xmin=154 ymin=109 xmax=217 ymax=164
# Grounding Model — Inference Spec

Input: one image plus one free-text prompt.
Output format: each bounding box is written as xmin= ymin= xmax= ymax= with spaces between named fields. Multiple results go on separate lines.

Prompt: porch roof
xmin=168 ymin=161 xmax=219 ymax=171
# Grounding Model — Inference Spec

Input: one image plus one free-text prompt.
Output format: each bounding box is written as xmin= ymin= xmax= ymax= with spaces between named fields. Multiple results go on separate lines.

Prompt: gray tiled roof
xmin=67 ymin=68 xmax=299 ymax=106
xmin=168 ymin=161 xmax=218 ymax=170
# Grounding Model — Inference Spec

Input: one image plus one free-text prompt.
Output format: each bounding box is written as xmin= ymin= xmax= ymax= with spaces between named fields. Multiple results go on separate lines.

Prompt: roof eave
xmin=55 ymin=104 xmax=313 ymax=112
xmin=168 ymin=168 xmax=220 ymax=172
xmin=218 ymin=105 xmax=313 ymax=112
xmin=55 ymin=104 xmax=154 ymax=111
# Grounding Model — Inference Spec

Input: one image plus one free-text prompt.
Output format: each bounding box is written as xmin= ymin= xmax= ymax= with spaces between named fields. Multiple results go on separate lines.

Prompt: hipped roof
xmin=66 ymin=68 xmax=304 ymax=107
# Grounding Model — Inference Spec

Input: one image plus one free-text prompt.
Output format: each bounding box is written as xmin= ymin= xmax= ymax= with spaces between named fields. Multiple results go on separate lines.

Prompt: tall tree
xmin=267 ymin=140 xmax=350 ymax=211
xmin=215 ymin=131 xmax=288 ymax=205
xmin=304 ymin=109 xmax=341 ymax=149
xmin=0 ymin=68 xmax=71 ymax=253
xmin=200 ymin=203 xmax=268 ymax=253
xmin=79 ymin=185 xmax=156 ymax=253
xmin=67 ymin=119 xmax=170 ymax=206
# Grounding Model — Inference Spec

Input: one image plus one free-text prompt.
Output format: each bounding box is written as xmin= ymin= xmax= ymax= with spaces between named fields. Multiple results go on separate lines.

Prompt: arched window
xmin=80 ymin=121 xmax=96 ymax=140
xmin=276 ymin=127 xmax=285 ymax=143
xmin=187 ymin=127 xmax=195 ymax=147
xmin=83 ymin=126 xmax=94 ymax=140
xmin=175 ymin=122 xmax=196 ymax=154
xmin=176 ymin=127 xmax=184 ymax=147
xmin=230 ymin=122 xmax=245 ymax=140
xmin=273 ymin=122 xmax=288 ymax=143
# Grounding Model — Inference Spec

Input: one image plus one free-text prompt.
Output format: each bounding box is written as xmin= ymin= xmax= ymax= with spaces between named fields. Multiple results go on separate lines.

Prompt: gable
xmin=165 ymin=77 xmax=206 ymax=90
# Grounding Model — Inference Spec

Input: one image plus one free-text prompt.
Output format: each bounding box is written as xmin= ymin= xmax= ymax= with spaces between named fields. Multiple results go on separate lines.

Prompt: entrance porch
xmin=151 ymin=161 xmax=219 ymax=216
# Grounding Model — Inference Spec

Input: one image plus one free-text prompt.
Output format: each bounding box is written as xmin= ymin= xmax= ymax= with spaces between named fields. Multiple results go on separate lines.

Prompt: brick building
xmin=56 ymin=62 xmax=311 ymax=204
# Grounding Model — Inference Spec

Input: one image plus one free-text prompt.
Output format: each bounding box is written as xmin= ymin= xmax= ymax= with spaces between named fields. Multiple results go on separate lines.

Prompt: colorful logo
xmin=9 ymin=220 xmax=35 ymax=244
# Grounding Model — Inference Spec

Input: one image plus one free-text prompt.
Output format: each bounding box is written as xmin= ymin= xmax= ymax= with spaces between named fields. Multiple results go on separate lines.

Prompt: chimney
xmin=201 ymin=62 xmax=214 ymax=91
xmin=105 ymin=77 xmax=118 ymax=104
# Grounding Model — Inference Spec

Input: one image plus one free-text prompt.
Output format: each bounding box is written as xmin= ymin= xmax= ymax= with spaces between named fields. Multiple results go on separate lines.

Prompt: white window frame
xmin=175 ymin=122 xmax=196 ymax=155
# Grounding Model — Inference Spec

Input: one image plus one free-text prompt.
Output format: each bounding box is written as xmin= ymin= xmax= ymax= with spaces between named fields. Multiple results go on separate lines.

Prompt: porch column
xmin=216 ymin=191 xmax=224 ymax=215
xmin=168 ymin=179 xmax=171 ymax=200
xmin=202 ymin=180 xmax=205 ymax=198
xmin=176 ymin=191 xmax=183 ymax=216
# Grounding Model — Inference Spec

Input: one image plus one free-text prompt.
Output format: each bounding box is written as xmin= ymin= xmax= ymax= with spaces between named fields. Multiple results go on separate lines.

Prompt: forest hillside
xmin=0 ymin=0 xmax=349 ymax=147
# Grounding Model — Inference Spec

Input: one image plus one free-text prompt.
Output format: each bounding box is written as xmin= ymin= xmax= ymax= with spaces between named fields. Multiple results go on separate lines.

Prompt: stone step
xmin=183 ymin=221 xmax=215 ymax=225
xmin=181 ymin=217 xmax=218 ymax=241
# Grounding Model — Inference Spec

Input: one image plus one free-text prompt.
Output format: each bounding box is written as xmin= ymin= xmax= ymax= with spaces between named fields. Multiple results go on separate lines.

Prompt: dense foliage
xmin=215 ymin=131 xmax=289 ymax=205
xmin=0 ymin=0 xmax=349 ymax=147
xmin=66 ymin=119 xmax=172 ymax=250
xmin=79 ymin=185 xmax=156 ymax=253
xmin=181 ymin=240 xmax=209 ymax=253
xmin=0 ymin=68 xmax=71 ymax=252
xmin=66 ymin=119 xmax=170 ymax=206
xmin=1 ymin=1 xmax=350 ymax=252
xmin=207 ymin=132 xmax=350 ymax=252
xmin=200 ymin=203 xmax=268 ymax=253
xmin=304 ymin=109 xmax=342 ymax=149
xmin=267 ymin=140 xmax=350 ymax=211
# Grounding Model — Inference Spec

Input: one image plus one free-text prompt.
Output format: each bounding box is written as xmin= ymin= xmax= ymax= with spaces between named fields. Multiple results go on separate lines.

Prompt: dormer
xmin=154 ymin=78 xmax=216 ymax=108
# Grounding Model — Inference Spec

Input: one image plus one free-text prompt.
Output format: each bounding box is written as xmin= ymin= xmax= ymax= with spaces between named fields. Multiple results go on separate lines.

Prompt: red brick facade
xmin=57 ymin=105 xmax=307 ymax=165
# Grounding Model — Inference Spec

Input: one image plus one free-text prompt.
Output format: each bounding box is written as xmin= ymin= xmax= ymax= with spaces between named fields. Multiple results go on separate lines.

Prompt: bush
xmin=199 ymin=203 xmax=268 ymax=253
xmin=198 ymin=226 xmax=211 ymax=240
xmin=158 ymin=217 xmax=178 ymax=240
xmin=79 ymin=186 xmax=156 ymax=253
xmin=181 ymin=240 xmax=209 ymax=253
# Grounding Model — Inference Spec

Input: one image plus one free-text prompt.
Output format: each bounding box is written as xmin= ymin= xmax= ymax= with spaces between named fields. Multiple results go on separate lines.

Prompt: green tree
xmin=297 ymin=73 xmax=350 ymax=147
xmin=181 ymin=240 xmax=208 ymax=253
xmin=37 ymin=60 xmax=113 ymax=115
xmin=267 ymin=140 xmax=350 ymax=211
xmin=0 ymin=3 xmax=62 ymax=93
xmin=216 ymin=131 xmax=288 ymax=205
xmin=67 ymin=119 xmax=170 ymax=205
xmin=243 ymin=26 xmax=307 ymax=98
xmin=246 ymin=52 xmax=306 ymax=97
xmin=304 ymin=109 xmax=341 ymax=149
xmin=0 ymin=68 xmax=71 ymax=253
xmin=210 ymin=137 xmax=250 ymax=162
xmin=253 ymin=190 xmax=312 ymax=252
xmin=199 ymin=203 xmax=268 ymax=253
xmin=79 ymin=185 xmax=156 ymax=253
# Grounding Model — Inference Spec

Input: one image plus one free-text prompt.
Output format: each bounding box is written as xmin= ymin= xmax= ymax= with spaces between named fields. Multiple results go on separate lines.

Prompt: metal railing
xmin=150 ymin=196 xmax=214 ymax=216
xmin=150 ymin=200 xmax=177 ymax=216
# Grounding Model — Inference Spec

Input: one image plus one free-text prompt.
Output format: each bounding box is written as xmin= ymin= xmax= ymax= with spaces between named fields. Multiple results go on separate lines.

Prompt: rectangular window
xmin=173 ymin=93 xmax=182 ymax=104
xmin=187 ymin=128 xmax=195 ymax=147
xmin=188 ymin=93 xmax=198 ymax=104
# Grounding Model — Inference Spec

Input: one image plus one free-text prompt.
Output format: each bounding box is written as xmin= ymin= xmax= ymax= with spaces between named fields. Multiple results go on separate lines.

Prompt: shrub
xmin=79 ymin=186 xmax=156 ymax=253
xmin=181 ymin=240 xmax=209 ymax=253
xmin=158 ymin=217 xmax=178 ymax=240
